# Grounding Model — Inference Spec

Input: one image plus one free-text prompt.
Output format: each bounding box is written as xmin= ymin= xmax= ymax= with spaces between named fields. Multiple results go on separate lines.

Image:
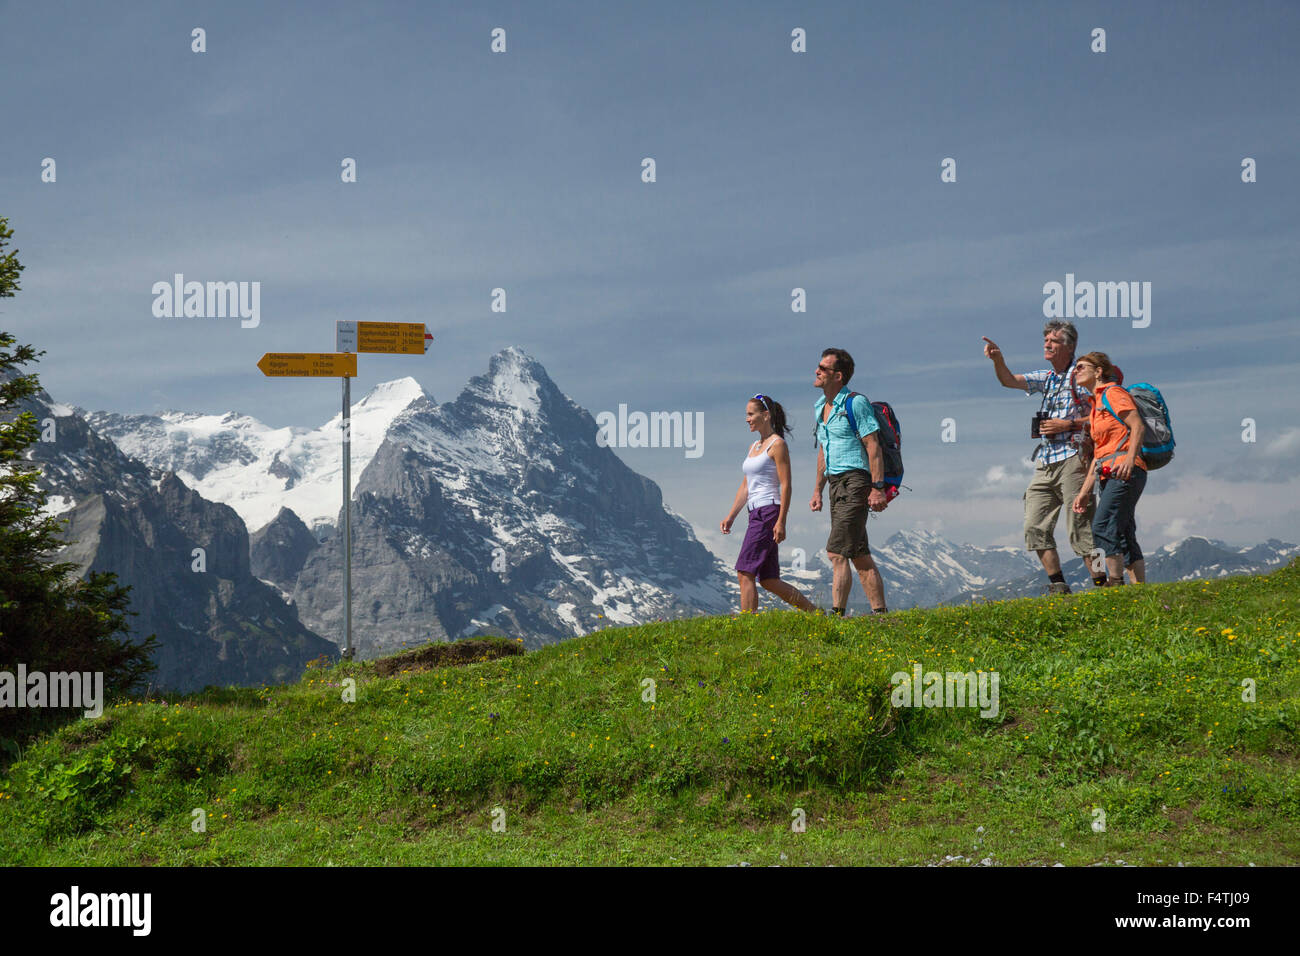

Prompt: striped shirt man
xmin=1025 ymin=362 xmax=1090 ymax=465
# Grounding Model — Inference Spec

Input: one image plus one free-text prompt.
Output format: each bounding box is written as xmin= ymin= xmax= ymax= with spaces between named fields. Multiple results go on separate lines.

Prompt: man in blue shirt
xmin=810 ymin=348 xmax=889 ymax=615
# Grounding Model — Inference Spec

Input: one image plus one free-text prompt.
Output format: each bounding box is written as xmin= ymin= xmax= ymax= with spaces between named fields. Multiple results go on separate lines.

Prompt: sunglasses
xmin=752 ymin=393 xmax=770 ymax=412
xmin=816 ymin=364 xmax=838 ymax=374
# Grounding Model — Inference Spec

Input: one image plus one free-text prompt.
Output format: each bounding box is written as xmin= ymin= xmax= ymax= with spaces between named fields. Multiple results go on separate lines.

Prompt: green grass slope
xmin=2 ymin=561 xmax=1298 ymax=866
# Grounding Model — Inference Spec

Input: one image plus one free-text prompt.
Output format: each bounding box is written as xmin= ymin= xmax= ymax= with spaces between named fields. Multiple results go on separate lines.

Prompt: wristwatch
xmin=872 ymin=480 xmax=887 ymax=490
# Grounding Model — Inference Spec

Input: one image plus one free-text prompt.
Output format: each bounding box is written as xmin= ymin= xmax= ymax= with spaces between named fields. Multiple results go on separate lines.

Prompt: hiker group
xmin=721 ymin=323 xmax=1175 ymax=614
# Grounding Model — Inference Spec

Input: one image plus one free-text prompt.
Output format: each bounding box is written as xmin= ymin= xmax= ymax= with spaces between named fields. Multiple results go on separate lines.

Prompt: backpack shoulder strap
xmin=1099 ymin=386 xmax=1128 ymax=429
xmin=1096 ymin=385 xmax=1133 ymax=467
xmin=844 ymin=391 xmax=859 ymax=435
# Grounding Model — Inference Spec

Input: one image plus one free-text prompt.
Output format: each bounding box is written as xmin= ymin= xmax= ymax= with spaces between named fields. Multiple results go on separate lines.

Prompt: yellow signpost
xmin=257 ymin=352 xmax=357 ymax=377
xmin=257 ymin=325 xmax=432 ymax=662
xmin=336 ymin=320 xmax=431 ymax=354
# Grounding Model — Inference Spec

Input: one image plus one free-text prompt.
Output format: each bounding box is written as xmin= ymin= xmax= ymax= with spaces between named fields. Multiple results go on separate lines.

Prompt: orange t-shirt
xmin=1090 ymin=384 xmax=1146 ymax=471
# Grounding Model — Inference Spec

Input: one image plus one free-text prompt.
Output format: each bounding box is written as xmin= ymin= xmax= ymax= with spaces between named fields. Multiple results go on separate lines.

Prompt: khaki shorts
xmin=1024 ymin=453 xmax=1095 ymax=559
xmin=826 ymin=470 xmax=871 ymax=559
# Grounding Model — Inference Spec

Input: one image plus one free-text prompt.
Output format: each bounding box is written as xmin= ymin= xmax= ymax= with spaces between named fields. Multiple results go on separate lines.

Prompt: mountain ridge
xmin=69 ymin=347 xmax=1300 ymax=657
xmin=20 ymin=390 xmax=337 ymax=691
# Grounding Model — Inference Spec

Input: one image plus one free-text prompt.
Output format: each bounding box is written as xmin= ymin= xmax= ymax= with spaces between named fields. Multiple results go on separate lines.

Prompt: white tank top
xmin=742 ymin=436 xmax=780 ymax=508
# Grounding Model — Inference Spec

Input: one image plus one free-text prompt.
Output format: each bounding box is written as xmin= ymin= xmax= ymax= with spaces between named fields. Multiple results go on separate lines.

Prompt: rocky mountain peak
xmin=457 ymin=347 xmax=565 ymax=420
xmin=250 ymin=506 xmax=321 ymax=593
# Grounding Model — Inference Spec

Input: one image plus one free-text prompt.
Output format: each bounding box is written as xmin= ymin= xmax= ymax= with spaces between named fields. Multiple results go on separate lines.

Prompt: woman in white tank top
xmin=721 ymin=394 xmax=817 ymax=613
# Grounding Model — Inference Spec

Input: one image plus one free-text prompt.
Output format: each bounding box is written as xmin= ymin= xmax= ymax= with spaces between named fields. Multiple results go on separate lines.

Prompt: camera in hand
xmin=1031 ymin=412 xmax=1049 ymax=439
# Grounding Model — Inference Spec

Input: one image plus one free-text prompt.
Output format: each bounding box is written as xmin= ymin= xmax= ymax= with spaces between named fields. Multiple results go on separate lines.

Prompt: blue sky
xmin=3 ymin=0 xmax=1298 ymax=569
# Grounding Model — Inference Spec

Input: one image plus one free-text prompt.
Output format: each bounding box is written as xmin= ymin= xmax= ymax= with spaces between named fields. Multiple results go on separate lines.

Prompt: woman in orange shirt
xmin=1071 ymin=352 xmax=1147 ymax=586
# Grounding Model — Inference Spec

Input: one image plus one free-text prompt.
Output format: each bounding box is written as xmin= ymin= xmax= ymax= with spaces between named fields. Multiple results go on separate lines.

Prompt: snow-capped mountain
xmin=92 ymin=347 xmax=734 ymax=658
xmin=763 ymin=529 xmax=1041 ymax=612
xmin=85 ymin=377 xmax=428 ymax=535
xmin=871 ymin=529 xmax=1041 ymax=609
xmin=19 ymin=389 xmax=337 ymax=691
xmin=84 ymin=368 xmax=1047 ymax=619
xmin=753 ymin=529 xmax=1298 ymax=611
xmin=1150 ymin=536 xmax=1300 ymax=580
xmin=941 ymin=536 xmax=1300 ymax=603
xmin=73 ymin=346 xmax=1300 ymax=663
xmin=285 ymin=347 xmax=733 ymax=656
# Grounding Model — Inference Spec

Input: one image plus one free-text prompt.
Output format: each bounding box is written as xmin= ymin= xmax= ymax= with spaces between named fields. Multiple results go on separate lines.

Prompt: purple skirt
xmin=735 ymin=504 xmax=781 ymax=580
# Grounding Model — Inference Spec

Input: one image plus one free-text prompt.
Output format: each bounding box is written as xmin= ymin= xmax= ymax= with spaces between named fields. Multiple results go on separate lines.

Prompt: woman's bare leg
xmin=738 ymin=572 xmax=758 ymax=612
xmin=760 ymin=577 xmax=816 ymax=612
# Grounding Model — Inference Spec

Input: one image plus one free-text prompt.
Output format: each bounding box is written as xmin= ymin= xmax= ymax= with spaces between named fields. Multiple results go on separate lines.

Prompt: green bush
xmin=23 ymin=735 xmax=144 ymax=839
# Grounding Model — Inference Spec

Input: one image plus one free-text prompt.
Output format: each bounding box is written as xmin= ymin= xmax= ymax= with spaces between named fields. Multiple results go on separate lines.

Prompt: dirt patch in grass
xmin=57 ymin=716 xmax=117 ymax=751
xmin=996 ymin=714 xmax=1031 ymax=734
xmin=374 ymin=638 xmax=524 ymax=676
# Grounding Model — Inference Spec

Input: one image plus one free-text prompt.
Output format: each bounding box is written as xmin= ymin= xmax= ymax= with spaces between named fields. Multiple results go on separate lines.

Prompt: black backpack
xmin=814 ymin=391 xmax=905 ymax=496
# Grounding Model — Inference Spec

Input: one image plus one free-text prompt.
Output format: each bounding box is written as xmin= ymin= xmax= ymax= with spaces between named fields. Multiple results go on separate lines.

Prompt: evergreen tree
xmin=0 ymin=217 xmax=156 ymax=748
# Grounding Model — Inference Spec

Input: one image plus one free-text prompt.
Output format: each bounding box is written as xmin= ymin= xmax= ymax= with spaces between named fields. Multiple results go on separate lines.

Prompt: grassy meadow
xmin=2 ymin=561 xmax=1298 ymax=866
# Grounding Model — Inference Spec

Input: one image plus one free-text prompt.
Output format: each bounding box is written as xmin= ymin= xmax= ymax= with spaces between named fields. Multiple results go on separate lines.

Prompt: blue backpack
xmin=1099 ymin=382 xmax=1175 ymax=470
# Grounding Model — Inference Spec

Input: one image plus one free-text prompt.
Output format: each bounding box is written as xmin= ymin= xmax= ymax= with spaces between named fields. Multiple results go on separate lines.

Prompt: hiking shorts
xmin=826 ymin=469 xmax=871 ymax=559
xmin=735 ymin=504 xmax=782 ymax=580
xmin=1023 ymin=453 xmax=1094 ymax=559
xmin=1093 ymin=468 xmax=1146 ymax=567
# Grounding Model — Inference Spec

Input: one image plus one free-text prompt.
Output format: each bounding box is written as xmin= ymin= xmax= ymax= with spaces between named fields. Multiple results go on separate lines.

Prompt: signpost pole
xmin=342 ymin=375 xmax=353 ymax=660
xmin=260 ymin=325 xmax=431 ymax=664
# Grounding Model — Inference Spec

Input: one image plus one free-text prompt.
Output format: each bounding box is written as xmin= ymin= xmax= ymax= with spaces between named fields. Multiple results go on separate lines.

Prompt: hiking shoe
xmin=1047 ymin=582 xmax=1072 ymax=596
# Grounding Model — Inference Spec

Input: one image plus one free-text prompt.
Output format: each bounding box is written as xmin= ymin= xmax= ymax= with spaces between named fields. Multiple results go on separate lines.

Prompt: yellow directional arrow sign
xmin=257 ymin=352 xmax=357 ymax=377
xmin=336 ymin=320 xmax=431 ymax=354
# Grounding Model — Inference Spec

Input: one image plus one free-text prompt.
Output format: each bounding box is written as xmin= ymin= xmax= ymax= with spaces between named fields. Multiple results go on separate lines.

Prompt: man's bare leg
xmin=1037 ymin=548 xmax=1062 ymax=576
xmin=851 ymin=553 xmax=887 ymax=612
xmin=829 ymin=552 xmax=852 ymax=610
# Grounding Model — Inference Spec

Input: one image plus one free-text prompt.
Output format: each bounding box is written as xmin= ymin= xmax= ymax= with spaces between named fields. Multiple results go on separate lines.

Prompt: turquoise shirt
xmin=815 ymin=388 xmax=878 ymax=475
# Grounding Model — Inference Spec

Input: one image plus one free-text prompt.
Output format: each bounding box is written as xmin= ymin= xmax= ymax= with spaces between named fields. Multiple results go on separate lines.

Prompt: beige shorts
xmin=1023 ymin=453 xmax=1095 ymax=559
